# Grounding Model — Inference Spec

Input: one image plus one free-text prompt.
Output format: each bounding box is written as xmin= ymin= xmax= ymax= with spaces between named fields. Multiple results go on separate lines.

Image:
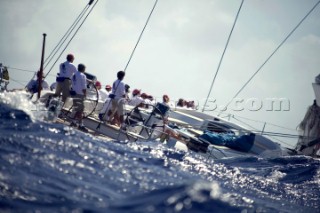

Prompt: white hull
xmin=170 ymin=108 xmax=284 ymax=156
xmin=39 ymin=90 xmax=287 ymax=159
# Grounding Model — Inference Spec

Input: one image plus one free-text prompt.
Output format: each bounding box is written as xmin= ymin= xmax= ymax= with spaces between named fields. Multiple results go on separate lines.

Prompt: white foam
xmin=268 ymin=170 xmax=286 ymax=182
xmin=0 ymin=91 xmax=46 ymax=121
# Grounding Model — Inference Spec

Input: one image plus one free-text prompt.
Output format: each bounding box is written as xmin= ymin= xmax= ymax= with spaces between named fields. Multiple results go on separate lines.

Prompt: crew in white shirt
xmin=107 ymin=71 xmax=126 ymax=127
xmin=26 ymin=71 xmax=49 ymax=94
xmin=95 ymin=81 xmax=109 ymax=102
xmin=162 ymin=94 xmax=175 ymax=108
xmin=129 ymin=89 xmax=144 ymax=107
xmin=141 ymin=93 xmax=154 ymax=108
xmin=54 ymin=54 xmax=77 ymax=102
xmin=105 ymin=85 xmax=112 ymax=95
xmin=71 ymin=67 xmax=87 ymax=96
xmin=98 ymin=84 xmax=113 ymax=121
xmin=71 ymin=63 xmax=88 ymax=132
xmin=147 ymin=95 xmax=156 ymax=106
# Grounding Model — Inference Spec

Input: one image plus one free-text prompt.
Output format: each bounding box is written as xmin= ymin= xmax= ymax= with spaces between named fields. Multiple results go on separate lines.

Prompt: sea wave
xmin=0 ymin=93 xmax=319 ymax=212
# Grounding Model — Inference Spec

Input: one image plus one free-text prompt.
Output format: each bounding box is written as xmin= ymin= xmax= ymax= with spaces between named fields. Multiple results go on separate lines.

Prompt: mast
xmin=37 ymin=33 xmax=46 ymax=99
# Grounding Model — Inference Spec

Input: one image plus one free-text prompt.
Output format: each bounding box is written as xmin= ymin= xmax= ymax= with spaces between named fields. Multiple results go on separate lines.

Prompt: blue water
xmin=0 ymin=93 xmax=319 ymax=212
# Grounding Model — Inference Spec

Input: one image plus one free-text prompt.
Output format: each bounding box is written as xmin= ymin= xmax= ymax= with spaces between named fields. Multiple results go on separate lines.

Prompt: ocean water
xmin=0 ymin=92 xmax=319 ymax=213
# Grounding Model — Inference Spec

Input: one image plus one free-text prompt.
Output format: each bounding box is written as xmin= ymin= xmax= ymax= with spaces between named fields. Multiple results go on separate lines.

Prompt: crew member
xmin=70 ymin=63 xmax=88 ymax=132
xmin=108 ymin=71 xmax=126 ymax=128
xmin=54 ymin=54 xmax=77 ymax=103
xmin=26 ymin=71 xmax=49 ymax=94
xmin=95 ymin=81 xmax=108 ymax=102
xmin=105 ymin=85 xmax=112 ymax=95
xmin=129 ymin=89 xmax=144 ymax=107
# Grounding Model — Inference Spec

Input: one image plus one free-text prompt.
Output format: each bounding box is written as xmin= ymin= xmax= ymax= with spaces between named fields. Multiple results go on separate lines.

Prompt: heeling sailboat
xmin=39 ymin=87 xmax=286 ymax=160
xmin=17 ymin=1 xmax=317 ymax=159
xmin=30 ymin=0 xmax=285 ymax=159
xmin=34 ymin=85 xmax=305 ymax=159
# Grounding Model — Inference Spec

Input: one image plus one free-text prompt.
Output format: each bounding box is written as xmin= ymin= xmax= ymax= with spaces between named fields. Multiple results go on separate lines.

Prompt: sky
xmin=1 ymin=0 xmax=320 ymax=147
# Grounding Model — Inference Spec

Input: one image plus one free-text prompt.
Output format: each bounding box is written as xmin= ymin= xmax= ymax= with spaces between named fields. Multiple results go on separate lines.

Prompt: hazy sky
xmin=1 ymin=0 xmax=320 ymax=147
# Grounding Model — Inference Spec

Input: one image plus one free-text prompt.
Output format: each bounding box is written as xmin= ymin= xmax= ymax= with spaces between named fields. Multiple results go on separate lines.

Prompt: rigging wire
xmin=8 ymin=77 xmax=26 ymax=87
xmin=44 ymin=0 xmax=99 ymax=78
xmin=7 ymin=66 xmax=36 ymax=73
xmin=202 ymin=0 xmax=244 ymax=112
xmin=218 ymin=0 xmax=320 ymax=116
xmin=230 ymin=113 xmax=297 ymax=132
xmin=224 ymin=113 xmax=299 ymax=147
xmin=176 ymin=118 xmax=299 ymax=148
xmin=7 ymin=66 xmax=38 ymax=89
xmin=230 ymin=115 xmax=302 ymax=148
xmin=259 ymin=132 xmax=300 ymax=138
xmin=171 ymin=110 xmax=299 ymax=147
xmin=230 ymin=115 xmax=261 ymax=132
xmin=228 ymin=116 xmax=286 ymax=144
xmin=267 ymin=122 xmax=298 ymax=132
xmin=123 ymin=0 xmax=158 ymax=72
xmin=209 ymin=109 xmax=297 ymax=132
xmin=7 ymin=66 xmax=56 ymax=77
xmin=44 ymin=2 xmax=91 ymax=69
xmin=180 ymin=121 xmax=301 ymax=139
xmin=97 ymin=0 xmax=159 ymax=130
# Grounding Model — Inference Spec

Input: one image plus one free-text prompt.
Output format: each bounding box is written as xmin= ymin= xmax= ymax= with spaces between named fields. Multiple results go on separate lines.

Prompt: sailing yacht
xmin=36 ymin=81 xmax=288 ymax=160
xmin=2 ymin=0 xmax=319 ymax=159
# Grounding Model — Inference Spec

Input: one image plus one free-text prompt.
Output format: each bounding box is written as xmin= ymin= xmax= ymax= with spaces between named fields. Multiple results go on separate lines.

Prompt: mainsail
xmin=296 ymin=100 xmax=320 ymax=157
